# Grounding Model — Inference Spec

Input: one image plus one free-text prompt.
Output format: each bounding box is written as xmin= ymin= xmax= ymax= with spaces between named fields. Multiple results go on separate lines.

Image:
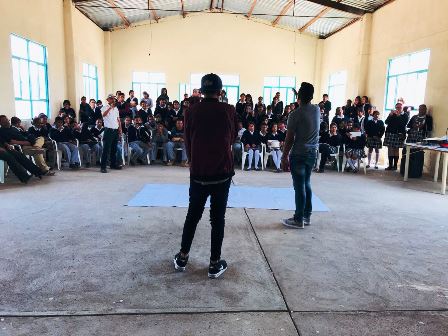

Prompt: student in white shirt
xmin=100 ymin=94 xmax=122 ymax=173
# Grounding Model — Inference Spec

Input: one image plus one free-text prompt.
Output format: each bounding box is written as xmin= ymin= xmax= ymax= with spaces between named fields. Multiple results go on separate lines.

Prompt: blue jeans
xmin=290 ymin=150 xmax=317 ymax=221
xmin=167 ymin=141 xmax=187 ymax=161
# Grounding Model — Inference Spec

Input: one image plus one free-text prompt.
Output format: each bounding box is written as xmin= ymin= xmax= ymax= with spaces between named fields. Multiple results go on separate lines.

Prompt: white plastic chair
xmin=317 ymin=144 xmax=345 ymax=172
xmin=0 ymin=160 xmax=6 ymax=183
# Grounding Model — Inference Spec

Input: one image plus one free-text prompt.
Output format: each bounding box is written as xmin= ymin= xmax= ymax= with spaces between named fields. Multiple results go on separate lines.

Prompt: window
xmin=263 ymin=76 xmax=296 ymax=107
xmin=385 ymin=49 xmax=430 ymax=112
xmin=179 ymin=83 xmax=191 ymax=100
xmin=327 ymin=71 xmax=347 ymax=111
xmin=189 ymin=73 xmax=240 ymax=105
xmin=132 ymin=72 xmax=166 ymax=101
xmin=10 ymin=34 xmax=49 ymax=119
xmin=82 ymin=63 xmax=98 ymax=100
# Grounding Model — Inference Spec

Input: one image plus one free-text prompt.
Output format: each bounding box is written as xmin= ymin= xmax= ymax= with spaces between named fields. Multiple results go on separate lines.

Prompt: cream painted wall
xmin=71 ymin=5 xmax=106 ymax=104
xmin=108 ymin=14 xmax=319 ymax=103
xmin=319 ymin=19 xmax=364 ymax=106
xmin=0 ymin=0 xmax=67 ymax=119
xmin=321 ymin=0 xmax=448 ymax=139
xmin=367 ymin=0 xmax=448 ymax=138
xmin=0 ymin=0 xmax=105 ymax=120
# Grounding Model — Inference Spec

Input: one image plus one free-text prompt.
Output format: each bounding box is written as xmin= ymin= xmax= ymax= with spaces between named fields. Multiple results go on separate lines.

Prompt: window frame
xmin=10 ymin=33 xmax=50 ymax=119
xmin=327 ymin=70 xmax=347 ymax=111
xmin=384 ymin=49 xmax=431 ymax=111
xmin=82 ymin=63 xmax=98 ymax=100
xmin=132 ymin=72 xmax=166 ymax=101
xmin=263 ymin=76 xmax=296 ymax=107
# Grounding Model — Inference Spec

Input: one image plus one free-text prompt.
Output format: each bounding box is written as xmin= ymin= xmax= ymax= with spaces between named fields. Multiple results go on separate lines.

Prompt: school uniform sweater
xmin=365 ymin=119 xmax=385 ymax=138
xmin=241 ymin=130 xmax=261 ymax=147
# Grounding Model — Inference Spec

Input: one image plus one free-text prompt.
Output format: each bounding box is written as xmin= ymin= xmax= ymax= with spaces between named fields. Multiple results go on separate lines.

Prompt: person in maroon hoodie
xmin=173 ymin=73 xmax=238 ymax=279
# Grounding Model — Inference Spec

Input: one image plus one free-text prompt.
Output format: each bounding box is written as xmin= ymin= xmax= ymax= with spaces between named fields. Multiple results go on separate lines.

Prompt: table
xmin=403 ymin=143 xmax=448 ymax=195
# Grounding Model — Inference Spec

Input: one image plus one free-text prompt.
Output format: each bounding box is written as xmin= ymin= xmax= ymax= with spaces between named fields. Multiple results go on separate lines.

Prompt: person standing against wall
xmin=173 ymin=73 xmax=238 ymax=279
xmin=100 ymin=94 xmax=122 ymax=173
xmin=281 ymin=82 xmax=320 ymax=229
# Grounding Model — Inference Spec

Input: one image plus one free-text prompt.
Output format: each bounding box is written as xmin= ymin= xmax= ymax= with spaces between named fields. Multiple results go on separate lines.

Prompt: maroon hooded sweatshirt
xmin=184 ymin=98 xmax=238 ymax=182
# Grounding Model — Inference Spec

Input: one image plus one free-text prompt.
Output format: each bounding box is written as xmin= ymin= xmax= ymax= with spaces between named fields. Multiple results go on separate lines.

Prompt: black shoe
xmin=315 ymin=168 xmax=324 ymax=173
xmin=208 ymin=259 xmax=227 ymax=279
xmin=282 ymin=218 xmax=304 ymax=229
xmin=276 ymin=168 xmax=282 ymax=173
xmin=244 ymin=167 xmax=252 ymax=171
xmin=303 ymin=217 xmax=311 ymax=226
xmin=110 ymin=165 xmax=122 ymax=170
xmin=173 ymin=252 xmax=189 ymax=271
xmin=385 ymin=166 xmax=393 ymax=171
xmin=101 ymin=168 xmax=108 ymax=173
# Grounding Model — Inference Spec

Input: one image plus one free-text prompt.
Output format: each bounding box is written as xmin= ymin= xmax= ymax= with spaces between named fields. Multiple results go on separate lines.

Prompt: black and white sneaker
xmin=282 ymin=218 xmax=304 ymax=229
xmin=173 ymin=252 xmax=189 ymax=271
xmin=208 ymin=260 xmax=227 ymax=279
xmin=303 ymin=217 xmax=311 ymax=226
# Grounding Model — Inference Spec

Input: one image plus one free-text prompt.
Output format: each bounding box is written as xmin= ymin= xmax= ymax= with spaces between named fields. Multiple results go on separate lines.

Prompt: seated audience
xmin=277 ymin=121 xmax=287 ymax=141
xmin=151 ymin=123 xmax=169 ymax=163
xmin=0 ymin=134 xmax=45 ymax=183
xmin=233 ymin=121 xmax=245 ymax=164
xmin=124 ymin=117 xmax=148 ymax=165
xmin=188 ymin=89 xmax=201 ymax=106
xmin=241 ymin=122 xmax=261 ymax=171
xmin=235 ymin=93 xmax=246 ymax=119
xmin=244 ymin=105 xmax=258 ymax=129
xmin=116 ymin=93 xmax=129 ymax=120
xmin=0 ymin=115 xmax=53 ymax=175
xmin=267 ymin=123 xmax=283 ymax=173
xmin=154 ymin=98 xmax=170 ymax=127
xmin=137 ymin=100 xmax=151 ymax=125
xmin=50 ymin=117 xmax=80 ymax=169
xmin=344 ymin=123 xmax=366 ymax=173
xmin=167 ymin=119 xmax=187 ymax=167
xmin=365 ymin=110 xmax=385 ymax=169
xmin=168 ymin=100 xmax=183 ymax=129
xmin=316 ymin=122 xmax=342 ymax=173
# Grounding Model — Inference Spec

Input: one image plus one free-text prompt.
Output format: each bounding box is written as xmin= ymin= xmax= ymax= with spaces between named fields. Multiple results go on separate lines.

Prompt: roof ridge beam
xmin=305 ymin=0 xmax=366 ymax=16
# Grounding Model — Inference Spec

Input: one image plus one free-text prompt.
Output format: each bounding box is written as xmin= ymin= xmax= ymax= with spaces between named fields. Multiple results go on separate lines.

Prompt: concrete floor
xmin=0 ymin=165 xmax=447 ymax=335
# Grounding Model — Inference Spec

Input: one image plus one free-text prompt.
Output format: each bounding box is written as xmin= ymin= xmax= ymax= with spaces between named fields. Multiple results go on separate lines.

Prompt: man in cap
xmin=173 ymin=73 xmax=238 ymax=279
xmin=100 ymin=94 xmax=122 ymax=173
xmin=281 ymin=82 xmax=320 ymax=229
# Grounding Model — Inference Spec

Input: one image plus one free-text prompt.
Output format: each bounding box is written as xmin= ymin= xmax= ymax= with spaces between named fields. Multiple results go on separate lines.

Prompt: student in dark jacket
xmin=365 ymin=110 xmax=385 ymax=169
xmin=406 ymin=104 xmax=433 ymax=143
xmin=174 ymin=74 xmax=237 ymax=279
xmin=331 ymin=107 xmax=347 ymax=128
xmin=241 ymin=122 xmax=262 ymax=171
xmin=156 ymin=88 xmax=169 ymax=106
xmin=319 ymin=94 xmax=332 ymax=124
xmin=71 ymin=120 xmax=96 ymax=167
xmin=244 ymin=105 xmax=258 ymax=129
xmin=235 ymin=93 xmax=246 ymax=120
xmin=259 ymin=123 xmax=269 ymax=146
xmin=154 ymin=99 xmax=170 ymax=128
xmin=272 ymin=96 xmax=283 ymax=116
xmin=126 ymin=90 xmax=139 ymax=105
xmin=79 ymin=97 xmax=93 ymax=123
xmin=167 ymin=119 xmax=187 ymax=166
xmin=167 ymin=100 xmax=183 ymax=130
xmin=60 ymin=100 xmax=76 ymax=120
xmin=383 ymin=102 xmax=409 ymax=170
xmin=316 ymin=122 xmax=342 ymax=173
xmin=93 ymin=100 xmax=103 ymax=123
xmin=116 ymin=93 xmax=129 ymax=120
xmin=137 ymin=100 xmax=152 ymax=125
xmin=50 ymin=117 xmax=80 ymax=169
xmin=254 ymin=96 xmax=266 ymax=114
xmin=345 ymin=123 xmax=366 ymax=173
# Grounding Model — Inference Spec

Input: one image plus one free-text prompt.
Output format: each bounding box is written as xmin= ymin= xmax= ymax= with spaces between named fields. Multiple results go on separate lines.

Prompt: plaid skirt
xmin=346 ymin=148 xmax=366 ymax=158
xmin=406 ymin=129 xmax=425 ymax=143
xmin=366 ymin=137 xmax=383 ymax=149
xmin=383 ymin=132 xmax=405 ymax=148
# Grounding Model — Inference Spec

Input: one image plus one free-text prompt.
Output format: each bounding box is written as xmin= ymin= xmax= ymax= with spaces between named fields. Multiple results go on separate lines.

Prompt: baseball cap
xmin=201 ymin=73 xmax=223 ymax=93
xmin=106 ymin=94 xmax=115 ymax=100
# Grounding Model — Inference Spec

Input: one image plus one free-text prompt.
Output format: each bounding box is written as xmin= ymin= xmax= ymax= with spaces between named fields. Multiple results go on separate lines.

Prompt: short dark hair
xmin=11 ymin=117 xmax=21 ymax=125
xmin=173 ymin=100 xmax=179 ymax=104
xmin=97 ymin=100 xmax=102 ymax=104
xmin=323 ymin=94 xmax=328 ymax=98
xmin=298 ymin=82 xmax=314 ymax=104
xmin=63 ymin=100 xmax=71 ymax=105
xmin=55 ymin=116 xmax=63 ymax=123
xmin=81 ymin=96 xmax=86 ymax=100
xmin=248 ymin=122 xmax=255 ymax=126
xmin=129 ymin=90 xmax=134 ymax=94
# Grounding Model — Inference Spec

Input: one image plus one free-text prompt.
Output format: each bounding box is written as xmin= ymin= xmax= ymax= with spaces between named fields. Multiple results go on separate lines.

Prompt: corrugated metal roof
xmin=73 ymin=0 xmax=391 ymax=38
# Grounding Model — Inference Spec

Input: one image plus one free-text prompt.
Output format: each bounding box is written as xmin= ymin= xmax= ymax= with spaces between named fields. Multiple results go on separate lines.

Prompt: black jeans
xmin=101 ymin=128 xmax=118 ymax=169
xmin=0 ymin=148 xmax=42 ymax=182
xmin=181 ymin=178 xmax=231 ymax=261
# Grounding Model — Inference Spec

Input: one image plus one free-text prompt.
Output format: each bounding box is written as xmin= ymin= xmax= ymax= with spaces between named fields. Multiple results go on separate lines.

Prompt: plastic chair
xmin=317 ymin=144 xmax=345 ymax=172
xmin=242 ymin=145 xmax=264 ymax=171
